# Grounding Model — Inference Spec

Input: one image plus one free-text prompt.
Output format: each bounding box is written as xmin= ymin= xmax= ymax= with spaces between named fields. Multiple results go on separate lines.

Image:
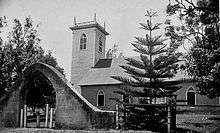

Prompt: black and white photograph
xmin=0 ymin=0 xmax=219 ymax=132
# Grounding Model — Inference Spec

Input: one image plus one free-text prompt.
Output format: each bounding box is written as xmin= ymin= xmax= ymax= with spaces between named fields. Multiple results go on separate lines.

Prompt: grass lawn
xmin=176 ymin=105 xmax=220 ymax=132
xmin=0 ymin=128 xmax=154 ymax=133
xmin=176 ymin=114 xmax=220 ymax=132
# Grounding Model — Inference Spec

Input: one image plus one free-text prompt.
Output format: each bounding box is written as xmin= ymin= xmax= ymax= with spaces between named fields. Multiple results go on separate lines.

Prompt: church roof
xmin=78 ymin=56 xmax=192 ymax=86
xmin=78 ymin=57 xmax=127 ymax=86
xmin=93 ymin=59 xmax=112 ymax=68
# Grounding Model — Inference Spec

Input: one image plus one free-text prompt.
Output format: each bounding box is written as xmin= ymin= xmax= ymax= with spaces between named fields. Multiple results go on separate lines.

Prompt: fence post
xmin=123 ymin=104 xmax=126 ymax=129
xmin=45 ymin=104 xmax=49 ymax=127
xmin=23 ymin=104 xmax=27 ymax=127
xmin=36 ymin=112 xmax=40 ymax=127
xmin=20 ymin=109 xmax=23 ymax=128
xmin=173 ymin=95 xmax=177 ymax=130
xmin=49 ymin=108 xmax=53 ymax=128
xmin=167 ymin=105 xmax=171 ymax=133
xmin=116 ymin=104 xmax=119 ymax=129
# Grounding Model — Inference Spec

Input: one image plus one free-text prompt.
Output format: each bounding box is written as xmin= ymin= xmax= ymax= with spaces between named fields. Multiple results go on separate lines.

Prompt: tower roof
xmin=70 ymin=21 xmax=109 ymax=35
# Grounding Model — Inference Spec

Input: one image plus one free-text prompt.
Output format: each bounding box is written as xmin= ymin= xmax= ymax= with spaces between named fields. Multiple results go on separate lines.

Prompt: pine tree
xmin=112 ymin=10 xmax=181 ymax=100
xmin=111 ymin=10 xmax=182 ymax=131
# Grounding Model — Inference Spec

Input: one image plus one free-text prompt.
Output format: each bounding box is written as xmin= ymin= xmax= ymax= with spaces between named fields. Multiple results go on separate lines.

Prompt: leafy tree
xmin=0 ymin=16 xmax=7 ymax=97
xmin=166 ymin=0 xmax=219 ymax=98
xmin=39 ymin=50 xmax=64 ymax=74
xmin=0 ymin=16 xmax=45 ymax=97
xmin=0 ymin=17 xmax=64 ymax=108
xmin=112 ymin=10 xmax=182 ymax=131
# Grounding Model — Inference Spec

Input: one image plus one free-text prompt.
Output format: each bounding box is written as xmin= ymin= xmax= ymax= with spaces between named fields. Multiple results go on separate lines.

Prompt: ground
xmin=0 ymin=128 xmax=153 ymax=133
xmin=176 ymin=105 xmax=220 ymax=132
xmin=176 ymin=114 xmax=220 ymax=132
xmin=2 ymin=105 xmax=220 ymax=133
xmin=1 ymin=113 xmax=220 ymax=133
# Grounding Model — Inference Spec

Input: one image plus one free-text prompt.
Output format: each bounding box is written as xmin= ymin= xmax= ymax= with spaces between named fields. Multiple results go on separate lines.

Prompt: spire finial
xmin=74 ymin=17 xmax=77 ymax=26
xmin=94 ymin=13 xmax=96 ymax=22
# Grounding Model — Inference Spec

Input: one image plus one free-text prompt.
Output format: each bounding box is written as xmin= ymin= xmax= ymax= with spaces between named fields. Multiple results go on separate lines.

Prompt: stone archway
xmin=0 ymin=63 xmax=115 ymax=129
xmin=20 ymin=70 xmax=56 ymax=128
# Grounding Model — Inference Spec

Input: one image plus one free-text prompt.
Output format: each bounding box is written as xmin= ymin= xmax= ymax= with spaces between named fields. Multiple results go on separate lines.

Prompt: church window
xmin=97 ymin=90 xmax=105 ymax=107
xmin=80 ymin=34 xmax=87 ymax=50
xmin=186 ymin=87 xmax=196 ymax=106
xmin=98 ymin=37 xmax=103 ymax=52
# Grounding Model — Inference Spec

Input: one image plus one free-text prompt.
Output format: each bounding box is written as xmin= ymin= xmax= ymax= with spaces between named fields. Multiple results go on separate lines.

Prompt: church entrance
xmin=187 ymin=87 xmax=196 ymax=106
xmin=187 ymin=92 xmax=195 ymax=106
xmin=19 ymin=70 xmax=55 ymax=128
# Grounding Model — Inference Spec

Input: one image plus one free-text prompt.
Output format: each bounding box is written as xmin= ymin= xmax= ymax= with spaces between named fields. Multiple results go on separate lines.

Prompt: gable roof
xmin=78 ymin=56 xmax=192 ymax=86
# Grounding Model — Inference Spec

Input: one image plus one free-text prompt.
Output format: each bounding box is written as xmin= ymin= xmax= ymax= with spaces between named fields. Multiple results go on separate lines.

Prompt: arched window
xmin=80 ymin=34 xmax=87 ymax=50
xmin=186 ymin=87 xmax=196 ymax=106
xmin=97 ymin=90 xmax=105 ymax=107
xmin=98 ymin=37 xmax=103 ymax=52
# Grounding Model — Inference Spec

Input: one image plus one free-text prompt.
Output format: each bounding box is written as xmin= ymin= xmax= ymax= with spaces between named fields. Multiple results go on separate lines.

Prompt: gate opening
xmin=20 ymin=70 xmax=56 ymax=128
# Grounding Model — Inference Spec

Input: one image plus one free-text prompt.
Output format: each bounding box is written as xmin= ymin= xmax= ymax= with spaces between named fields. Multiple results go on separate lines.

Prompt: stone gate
xmin=0 ymin=63 xmax=115 ymax=129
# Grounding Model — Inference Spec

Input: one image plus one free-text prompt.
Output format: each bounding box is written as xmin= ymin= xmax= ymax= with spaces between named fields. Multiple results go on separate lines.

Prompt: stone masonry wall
xmin=0 ymin=63 xmax=115 ymax=129
xmin=0 ymin=90 xmax=20 ymax=127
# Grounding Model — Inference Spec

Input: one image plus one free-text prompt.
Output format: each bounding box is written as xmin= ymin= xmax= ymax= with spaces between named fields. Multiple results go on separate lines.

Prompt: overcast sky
xmin=0 ymin=0 xmax=182 ymax=80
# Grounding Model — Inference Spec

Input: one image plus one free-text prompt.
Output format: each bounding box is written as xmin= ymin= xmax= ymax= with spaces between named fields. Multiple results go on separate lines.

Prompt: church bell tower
xmin=70 ymin=14 xmax=109 ymax=93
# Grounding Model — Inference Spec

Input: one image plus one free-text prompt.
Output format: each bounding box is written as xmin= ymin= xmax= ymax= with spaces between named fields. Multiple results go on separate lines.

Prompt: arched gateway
xmin=0 ymin=63 xmax=115 ymax=129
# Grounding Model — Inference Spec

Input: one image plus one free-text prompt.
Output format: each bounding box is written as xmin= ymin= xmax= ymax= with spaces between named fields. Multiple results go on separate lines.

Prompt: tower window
xmin=99 ymin=37 xmax=103 ymax=52
xmin=97 ymin=90 xmax=105 ymax=107
xmin=80 ymin=34 xmax=87 ymax=50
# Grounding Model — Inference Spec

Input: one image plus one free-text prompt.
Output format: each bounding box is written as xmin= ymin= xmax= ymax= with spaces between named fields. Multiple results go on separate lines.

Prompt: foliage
xmin=106 ymin=44 xmax=123 ymax=58
xmin=0 ymin=16 xmax=8 ymax=97
xmin=0 ymin=17 xmax=64 ymax=109
xmin=165 ymin=0 xmax=219 ymax=98
xmin=112 ymin=10 xmax=182 ymax=98
xmin=124 ymin=105 xmax=167 ymax=131
xmin=111 ymin=10 xmax=181 ymax=131
xmin=24 ymin=72 xmax=55 ymax=111
xmin=39 ymin=50 xmax=64 ymax=74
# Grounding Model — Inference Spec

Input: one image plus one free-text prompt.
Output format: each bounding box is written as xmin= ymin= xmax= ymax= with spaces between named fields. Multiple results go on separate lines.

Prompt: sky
xmin=0 ymin=0 xmax=185 ymax=80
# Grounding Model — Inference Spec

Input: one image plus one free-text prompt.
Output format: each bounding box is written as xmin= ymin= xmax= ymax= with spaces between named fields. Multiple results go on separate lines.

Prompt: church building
xmin=69 ymin=16 xmax=220 ymax=111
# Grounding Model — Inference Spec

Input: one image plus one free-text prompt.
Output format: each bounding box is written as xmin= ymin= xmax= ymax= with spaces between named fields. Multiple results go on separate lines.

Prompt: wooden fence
xmin=20 ymin=104 xmax=55 ymax=128
xmin=115 ymin=96 xmax=177 ymax=133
